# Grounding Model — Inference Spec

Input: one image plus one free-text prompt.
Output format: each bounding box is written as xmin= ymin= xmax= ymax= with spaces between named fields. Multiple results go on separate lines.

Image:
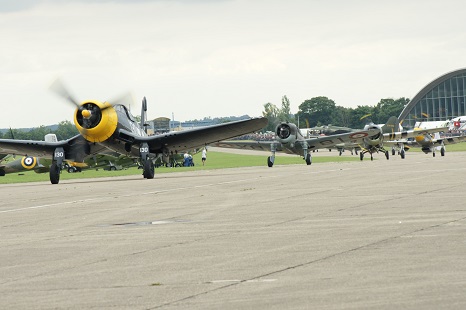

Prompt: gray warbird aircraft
xmin=385 ymin=132 xmax=466 ymax=158
xmin=214 ymin=122 xmax=380 ymax=167
xmin=345 ymin=116 xmax=448 ymax=161
xmin=0 ymin=79 xmax=267 ymax=184
xmin=306 ymin=124 xmax=354 ymax=137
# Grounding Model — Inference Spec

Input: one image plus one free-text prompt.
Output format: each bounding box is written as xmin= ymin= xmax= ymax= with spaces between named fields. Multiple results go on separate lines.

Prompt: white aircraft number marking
xmin=54 ymin=151 xmax=64 ymax=158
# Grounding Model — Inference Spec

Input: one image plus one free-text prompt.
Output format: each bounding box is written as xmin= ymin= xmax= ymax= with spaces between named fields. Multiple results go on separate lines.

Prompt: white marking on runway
xmin=208 ymin=279 xmax=277 ymax=284
xmin=0 ymin=176 xmax=275 ymax=214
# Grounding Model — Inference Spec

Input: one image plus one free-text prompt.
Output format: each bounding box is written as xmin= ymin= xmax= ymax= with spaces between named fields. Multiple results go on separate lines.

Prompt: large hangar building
xmin=399 ymin=68 xmax=466 ymax=129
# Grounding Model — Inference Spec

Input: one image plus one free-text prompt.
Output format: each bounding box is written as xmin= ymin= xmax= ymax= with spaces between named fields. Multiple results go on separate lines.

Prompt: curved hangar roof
xmin=399 ymin=68 xmax=466 ymax=121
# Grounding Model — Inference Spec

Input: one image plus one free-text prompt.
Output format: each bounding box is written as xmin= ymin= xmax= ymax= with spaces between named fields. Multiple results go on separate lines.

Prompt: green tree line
xmin=1 ymin=96 xmax=408 ymax=140
xmin=0 ymin=120 xmax=79 ymax=140
xmin=262 ymin=96 xmax=409 ymax=131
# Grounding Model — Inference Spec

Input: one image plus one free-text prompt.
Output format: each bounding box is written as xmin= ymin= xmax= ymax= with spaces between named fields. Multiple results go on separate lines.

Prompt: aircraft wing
xmin=126 ymin=117 xmax=268 ymax=154
xmin=0 ymin=137 xmax=75 ymax=157
xmin=305 ymin=129 xmax=379 ymax=150
xmin=0 ymin=134 xmax=107 ymax=162
xmin=384 ymin=127 xmax=449 ymax=140
xmin=386 ymin=135 xmax=466 ymax=147
xmin=212 ymin=140 xmax=292 ymax=153
xmin=435 ymin=135 xmax=466 ymax=145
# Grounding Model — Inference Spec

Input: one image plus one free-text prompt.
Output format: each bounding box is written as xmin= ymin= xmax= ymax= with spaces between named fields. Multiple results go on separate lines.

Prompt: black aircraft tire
xmin=441 ymin=148 xmax=445 ymax=156
xmin=392 ymin=149 xmax=395 ymax=156
xmin=360 ymin=152 xmax=364 ymax=161
xmin=143 ymin=160 xmax=155 ymax=179
xmin=50 ymin=162 xmax=60 ymax=184
xmin=401 ymin=150 xmax=405 ymax=159
xmin=385 ymin=151 xmax=389 ymax=160
xmin=267 ymin=156 xmax=274 ymax=167
xmin=305 ymin=153 xmax=312 ymax=165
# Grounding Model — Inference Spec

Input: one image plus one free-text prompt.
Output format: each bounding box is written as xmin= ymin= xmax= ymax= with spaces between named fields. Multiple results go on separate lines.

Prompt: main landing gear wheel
xmin=392 ymin=149 xmax=396 ymax=156
xmin=143 ymin=160 xmax=155 ymax=179
xmin=305 ymin=153 xmax=312 ymax=165
xmin=267 ymin=156 xmax=274 ymax=167
xmin=385 ymin=151 xmax=389 ymax=160
xmin=360 ymin=152 xmax=364 ymax=161
xmin=441 ymin=148 xmax=445 ymax=156
xmin=433 ymin=152 xmax=436 ymax=157
xmin=400 ymin=150 xmax=405 ymax=159
xmin=50 ymin=162 xmax=60 ymax=184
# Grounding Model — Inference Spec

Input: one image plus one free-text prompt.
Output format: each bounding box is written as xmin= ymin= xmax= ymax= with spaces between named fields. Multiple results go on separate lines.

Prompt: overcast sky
xmin=1 ymin=0 xmax=466 ymax=128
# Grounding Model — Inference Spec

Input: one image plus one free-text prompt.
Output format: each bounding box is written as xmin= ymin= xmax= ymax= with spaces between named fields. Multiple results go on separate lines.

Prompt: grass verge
xmin=0 ymin=151 xmax=359 ymax=184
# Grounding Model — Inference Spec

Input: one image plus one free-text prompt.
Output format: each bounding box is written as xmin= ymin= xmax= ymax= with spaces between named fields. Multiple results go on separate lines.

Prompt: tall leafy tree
xmin=297 ymin=96 xmax=336 ymax=128
xmin=373 ymin=98 xmax=409 ymax=124
xmin=278 ymin=95 xmax=294 ymax=123
xmin=334 ymin=106 xmax=352 ymax=127
xmin=54 ymin=120 xmax=79 ymax=140
xmin=262 ymin=102 xmax=280 ymax=132
xmin=350 ymin=105 xmax=374 ymax=128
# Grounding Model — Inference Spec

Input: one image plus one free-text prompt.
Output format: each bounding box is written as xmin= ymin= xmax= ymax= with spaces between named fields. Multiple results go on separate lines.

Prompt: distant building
xmin=148 ymin=117 xmax=170 ymax=134
xmin=399 ymin=68 xmax=466 ymax=128
xmin=178 ymin=120 xmax=216 ymax=130
xmin=147 ymin=117 xmax=217 ymax=133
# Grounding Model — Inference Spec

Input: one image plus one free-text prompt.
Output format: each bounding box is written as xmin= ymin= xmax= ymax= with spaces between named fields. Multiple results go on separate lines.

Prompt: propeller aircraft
xmin=338 ymin=116 xmax=448 ymax=161
xmin=385 ymin=132 xmax=466 ymax=158
xmin=0 ymin=79 xmax=267 ymax=184
xmin=0 ymin=155 xmax=50 ymax=176
xmin=214 ymin=121 xmax=380 ymax=166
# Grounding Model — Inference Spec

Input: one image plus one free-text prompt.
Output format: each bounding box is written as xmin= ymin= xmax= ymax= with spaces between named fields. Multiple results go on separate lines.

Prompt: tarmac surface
xmin=1 ymin=150 xmax=466 ymax=309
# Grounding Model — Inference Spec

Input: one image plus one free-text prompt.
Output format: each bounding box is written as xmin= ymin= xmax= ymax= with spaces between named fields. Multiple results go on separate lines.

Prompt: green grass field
xmin=0 ymin=151 xmax=360 ymax=184
xmin=2 ymin=141 xmax=466 ymax=184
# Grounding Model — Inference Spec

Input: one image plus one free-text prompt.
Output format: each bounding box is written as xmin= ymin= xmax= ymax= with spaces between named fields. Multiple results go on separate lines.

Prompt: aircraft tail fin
xmin=140 ymin=97 xmax=147 ymax=133
xmin=382 ymin=116 xmax=400 ymax=134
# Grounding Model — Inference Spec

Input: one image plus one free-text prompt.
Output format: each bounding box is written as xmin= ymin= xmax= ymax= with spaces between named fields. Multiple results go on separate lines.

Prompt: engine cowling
xmin=366 ymin=124 xmax=382 ymax=141
xmin=275 ymin=123 xmax=298 ymax=144
xmin=74 ymin=100 xmax=118 ymax=143
xmin=415 ymin=133 xmax=432 ymax=144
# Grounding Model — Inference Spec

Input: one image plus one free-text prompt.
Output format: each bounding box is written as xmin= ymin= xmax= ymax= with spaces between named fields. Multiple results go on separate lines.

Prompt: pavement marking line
xmin=0 ymin=176 xmax=271 ymax=214
xmin=208 ymin=279 xmax=277 ymax=284
xmin=0 ymin=168 xmax=320 ymax=214
xmin=0 ymin=197 xmax=104 ymax=214
xmin=5 ymin=162 xmax=460 ymax=215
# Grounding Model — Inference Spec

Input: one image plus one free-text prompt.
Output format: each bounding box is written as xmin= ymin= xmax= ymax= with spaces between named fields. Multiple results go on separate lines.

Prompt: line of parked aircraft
xmin=1 ymin=78 xmax=465 ymax=183
xmin=214 ymin=116 xmax=459 ymax=165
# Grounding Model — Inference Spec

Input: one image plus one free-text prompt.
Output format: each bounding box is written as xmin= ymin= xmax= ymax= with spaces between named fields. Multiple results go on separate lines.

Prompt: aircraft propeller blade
xmin=108 ymin=91 xmax=135 ymax=110
xmin=49 ymin=78 xmax=81 ymax=107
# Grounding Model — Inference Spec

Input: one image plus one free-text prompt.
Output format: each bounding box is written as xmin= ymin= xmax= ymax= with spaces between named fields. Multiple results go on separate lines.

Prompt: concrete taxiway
xmin=1 ymin=151 xmax=466 ymax=309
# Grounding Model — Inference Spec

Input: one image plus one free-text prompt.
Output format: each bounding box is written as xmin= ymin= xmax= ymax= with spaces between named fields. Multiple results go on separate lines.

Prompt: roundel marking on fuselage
xmin=21 ymin=156 xmax=37 ymax=169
